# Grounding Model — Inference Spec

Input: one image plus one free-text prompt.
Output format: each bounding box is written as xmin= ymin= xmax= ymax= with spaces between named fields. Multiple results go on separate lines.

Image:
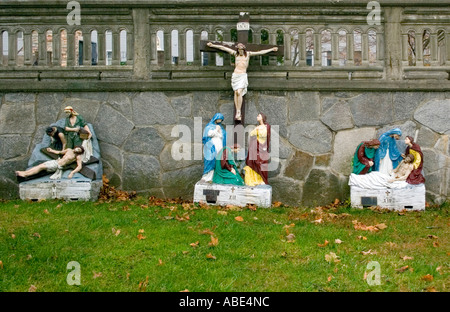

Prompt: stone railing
xmin=0 ymin=0 xmax=449 ymax=91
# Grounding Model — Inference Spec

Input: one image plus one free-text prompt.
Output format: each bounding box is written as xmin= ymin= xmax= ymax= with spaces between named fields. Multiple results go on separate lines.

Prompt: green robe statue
xmin=352 ymin=139 xmax=380 ymax=175
xmin=65 ymin=115 xmax=87 ymax=149
xmin=212 ymin=147 xmax=244 ymax=186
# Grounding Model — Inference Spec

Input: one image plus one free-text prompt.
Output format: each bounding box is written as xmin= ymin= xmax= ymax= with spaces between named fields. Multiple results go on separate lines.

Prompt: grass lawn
xmin=0 ymin=196 xmax=448 ymax=292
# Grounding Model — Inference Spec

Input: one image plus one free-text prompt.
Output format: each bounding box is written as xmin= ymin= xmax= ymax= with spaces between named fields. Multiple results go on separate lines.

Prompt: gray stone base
xmin=19 ymin=176 xmax=102 ymax=201
xmin=193 ymin=181 xmax=272 ymax=208
xmin=350 ymin=184 xmax=425 ymax=211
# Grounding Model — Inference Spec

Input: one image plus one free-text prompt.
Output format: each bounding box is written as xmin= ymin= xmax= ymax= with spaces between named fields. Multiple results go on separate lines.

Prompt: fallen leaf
xmin=28 ymin=285 xmax=37 ymax=292
xmin=190 ymin=241 xmax=199 ymax=248
xmin=200 ymin=228 xmax=215 ymax=235
xmin=217 ymin=210 xmax=227 ymax=216
xmin=138 ymin=229 xmax=145 ymax=233
xmin=273 ymin=219 xmax=283 ymax=225
xmin=433 ymin=241 xmax=440 ymax=248
xmin=93 ymin=271 xmax=102 ymax=279
xmin=357 ymin=236 xmax=367 ymax=240
xmin=317 ymin=240 xmax=329 ymax=247
xmin=43 ymin=209 xmax=50 ymax=215
xmin=375 ymin=223 xmax=387 ymax=230
xmin=235 ymin=216 xmax=244 ymax=222
xmin=0 ymin=261 xmax=3 ymax=269
xmin=334 ymin=239 xmax=343 ymax=244
xmin=311 ymin=218 xmax=323 ymax=224
xmin=247 ymin=204 xmax=257 ymax=211
xmin=11 ymin=234 xmax=15 ymax=239
xmin=427 ymin=235 xmax=438 ymax=239
xmin=325 ymin=252 xmax=340 ymax=263
xmin=206 ymin=253 xmax=216 ymax=260
xmin=180 ymin=289 xmax=190 ymax=292
xmin=402 ymin=255 xmax=414 ymax=261
xmin=396 ymin=265 xmax=410 ymax=273
xmin=327 ymin=275 xmax=333 ymax=282
xmin=273 ymin=201 xmax=283 ymax=208
xmin=361 ymin=249 xmax=377 ymax=255
xmin=208 ymin=236 xmax=219 ymax=247
xmin=182 ymin=251 xmax=189 ymax=255
xmin=421 ymin=274 xmax=434 ymax=281
xmin=137 ymin=234 xmax=146 ymax=240
xmin=32 ymin=233 xmax=41 ymax=238
xmin=138 ymin=276 xmax=149 ymax=292
xmin=158 ymin=259 xmax=163 ymax=266
xmin=425 ymin=287 xmax=437 ymax=292
xmin=285 ymin=233 xmax=296 ymax=243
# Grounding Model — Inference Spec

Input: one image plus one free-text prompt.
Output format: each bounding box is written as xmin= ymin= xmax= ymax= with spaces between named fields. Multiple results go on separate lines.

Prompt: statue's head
xmin=64 ymin=106 xmax=79 ymax=117
xmin=236 ymin=43 xmax=247 ymax=56
xmin=73 ymin=146 xmax=85 ymax=155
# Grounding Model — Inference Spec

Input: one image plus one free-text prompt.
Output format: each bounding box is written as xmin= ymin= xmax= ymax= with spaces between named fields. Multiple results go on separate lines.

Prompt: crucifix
xmin=200 ymin=12 xmax=284 ymax=126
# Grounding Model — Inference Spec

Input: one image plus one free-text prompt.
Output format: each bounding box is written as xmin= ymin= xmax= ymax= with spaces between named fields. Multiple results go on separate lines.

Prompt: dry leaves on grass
xmin=190 ymin=241 xmax=199 ymax=248
xmin=421 ymin=274 xmax=434 ymax=282
xmin=235 ymin=216 xmax=244 ymax=222
xmin=208 ymin=236 xmax=219 ymax=247
xmin=317 ymin=240 xmax=329 ymax=247
xmin=138 ymin=276 xmax=149 ymax=292
xmin=352 ymin=220 xmax=387 ymax=232
xmin=395 ymin=265 xmax=412 ymax=273
xmin=137 ymin=229 xmax=146 ymax=240
xmin=92 ymin=271 xmax=102 ymax=279
xmin=28 ymin=285 xmax=37 ymax=292
xmin=285 ymin=233 xmax=296 ymax=243
xmin=206 ymin=253 xmax=216 ymax=260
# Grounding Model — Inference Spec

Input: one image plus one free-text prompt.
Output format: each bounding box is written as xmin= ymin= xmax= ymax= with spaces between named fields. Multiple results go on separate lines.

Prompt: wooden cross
xmin=200 ymin=12 xmax=284 ymax=126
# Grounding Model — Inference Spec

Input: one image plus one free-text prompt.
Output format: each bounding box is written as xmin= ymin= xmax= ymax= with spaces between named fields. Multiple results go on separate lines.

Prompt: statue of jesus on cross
xmin=207 ymin=41 xmax=278 ymax=121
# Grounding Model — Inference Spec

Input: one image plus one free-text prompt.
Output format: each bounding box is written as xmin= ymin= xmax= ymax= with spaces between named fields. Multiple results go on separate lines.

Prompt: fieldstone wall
xmin=0 ymin=91 xmax=449 ymax=206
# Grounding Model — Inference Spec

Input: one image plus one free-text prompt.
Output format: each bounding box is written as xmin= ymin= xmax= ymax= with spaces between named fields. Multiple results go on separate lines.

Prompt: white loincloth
xmin=231 ymin=73 xmax=248 ymax=96
xmin=348 ymin=172 xmax=409 ymax=190
xmin=379 ymin=148 xmax=393 ymax=175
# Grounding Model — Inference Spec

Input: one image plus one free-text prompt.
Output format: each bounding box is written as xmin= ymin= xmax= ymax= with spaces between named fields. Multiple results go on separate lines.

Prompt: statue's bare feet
xmin=15 ymin=171 xmax=25 ymax=177
xmin=235 ymin=110 xmax=241 ymax=121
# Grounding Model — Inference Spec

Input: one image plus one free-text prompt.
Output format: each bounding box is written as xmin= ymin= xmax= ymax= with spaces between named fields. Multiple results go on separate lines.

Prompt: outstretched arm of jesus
xmin=248 ymin=47 xmax=278 ymax=56
xmin=206 ymin=42 xmax=236 ymax=55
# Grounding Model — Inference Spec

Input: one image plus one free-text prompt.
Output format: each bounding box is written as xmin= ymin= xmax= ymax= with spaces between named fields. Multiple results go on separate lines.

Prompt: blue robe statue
xmin=202 ymin=113 xmax=227 ymax=179
xmin=374 ymin=128 xmax=403 ymax=172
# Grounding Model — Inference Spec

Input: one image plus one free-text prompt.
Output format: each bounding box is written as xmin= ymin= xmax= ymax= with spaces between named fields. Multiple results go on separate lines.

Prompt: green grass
xmin=0 ymin=198 xmax=448 ymax=292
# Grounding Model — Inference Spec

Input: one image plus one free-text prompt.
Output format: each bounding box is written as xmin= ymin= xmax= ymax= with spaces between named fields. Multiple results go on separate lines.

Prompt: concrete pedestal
xmin=19 ymin=175 xmax=102 ymax=201
xmin=350 ymin=184 xmax=426 ymax=211
xmin=193 ymin=181 xmax=272 ymax=208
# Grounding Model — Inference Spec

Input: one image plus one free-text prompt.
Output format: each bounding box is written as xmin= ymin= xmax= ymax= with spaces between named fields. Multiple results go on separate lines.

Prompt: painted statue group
xmin=201 ymin=112 xmax=270 ymax=187
xmin=15 ymin=106 xmax=93 ymax=180
xmin=350 ymin=128 xmax=425 ymax=189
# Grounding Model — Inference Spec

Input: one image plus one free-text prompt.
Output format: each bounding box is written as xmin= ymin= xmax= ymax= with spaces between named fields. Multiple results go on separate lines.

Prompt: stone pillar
xmin=0 ymin=32 xmax=3 ymax=66
xmin=84 ymin=30 xmax=91 ymax=66
xmin=384 ymin=7 xmax=403 ymax=80
xmin=314 ymin=32 xmax=320 ymax=66
xmin=346 ymin=32 xmax=354 ymax=64
xmin=38 ymin=31 xmax=46 ymax=65
xmin=97 ymin=30 xmax=105 ymax=66
xmin=193 ymin=31 xmax=201 ymax=66
xmin=299 ymin=32 xmax=306 ymax=63
xmin=377 ymin=30 xmax=384 ymax=62
xmin=127 ymin=29 xmax=134 ymax=65
xmin=178 ymin=29 xmax=186 ymax=65
xmin=284 ymin=32 xmax=290 ymax=62
xmin=402 ymin=33 xmax=409 ymax=62
xmin=112 ymin=30 xmax=120 ymax=65
xmin=362 ymin=32 xmax=368 ymax=65
xmin=132 ymin=8 xmax=150 ymax=79
xmin=23 ymin=31 xmax=32 ymax=66
xmin=416 ymin=32 xmax=423 ymax=64
xmin=52 ymin=29 xmax=60 ymax=66
xmin=8 ymin=31 xmax=16 ymax=66
xmin=332 ymin=31 xmax=339 ymax=65
xmin=66 ymin=32 xmax=75 ymax=67
xmin=430 ymin=32 xmax=438 ymax=63
xmin=446 ymin=32 xmax=450 ymax=63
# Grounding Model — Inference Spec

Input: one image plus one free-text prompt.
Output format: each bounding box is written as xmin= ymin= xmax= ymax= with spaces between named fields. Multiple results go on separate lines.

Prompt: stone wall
xmin=1 ymin=91 xmax=448 ymax=206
